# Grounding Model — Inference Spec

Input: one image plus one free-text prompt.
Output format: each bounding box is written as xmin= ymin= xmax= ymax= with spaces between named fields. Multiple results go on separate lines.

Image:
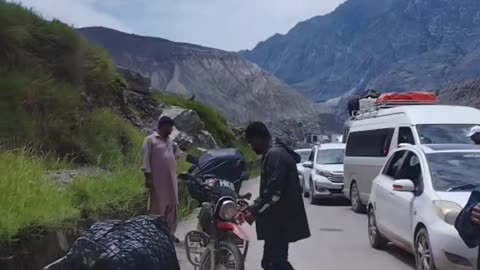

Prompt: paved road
xmin=177 ymin=180 xmax=416 ymax=270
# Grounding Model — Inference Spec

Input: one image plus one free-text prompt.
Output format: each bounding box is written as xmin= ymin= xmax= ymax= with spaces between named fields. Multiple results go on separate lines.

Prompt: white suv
xmin=368 ymin=144 xmax=479 ymax=270
xmin=302 ymin=143 xmax=346 ymax=204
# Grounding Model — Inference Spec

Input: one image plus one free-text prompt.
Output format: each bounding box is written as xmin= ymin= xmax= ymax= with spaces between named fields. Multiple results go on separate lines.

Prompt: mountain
xmin=242 ymin=0 xmax=480 ymax=102
xmin=437 ymin=80 xmax=480 ymax=109
xmin=78 ymin=27 xmax=316 ymax=123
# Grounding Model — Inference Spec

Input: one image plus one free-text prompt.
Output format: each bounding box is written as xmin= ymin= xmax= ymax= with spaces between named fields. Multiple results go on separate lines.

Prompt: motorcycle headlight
xmin=218 ymin=200 xmax=238 ymax=221
xmin=433 ymin=200 xmax=462 ymax=226
xmin=316 ymin=170 xmax=333 ymax=178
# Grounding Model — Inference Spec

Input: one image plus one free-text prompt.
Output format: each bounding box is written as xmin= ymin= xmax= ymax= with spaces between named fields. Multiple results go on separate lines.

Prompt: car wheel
xmin=415 ymin=228 xmax=437 ymax=270
xmin=368 ymin=208 xmax=388 ymax=249
xmin=350 ymin=182 xmax=366 ymax=213
xmin=309 ymin=180 xmax=316 ymax=205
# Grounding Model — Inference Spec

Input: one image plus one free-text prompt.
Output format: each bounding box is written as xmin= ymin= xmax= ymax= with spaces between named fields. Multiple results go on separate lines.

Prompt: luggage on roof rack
xmin=348 ymin=91 xmax=438 ymax=121
xmin=376 ymin=92 xmax=437 ymax=107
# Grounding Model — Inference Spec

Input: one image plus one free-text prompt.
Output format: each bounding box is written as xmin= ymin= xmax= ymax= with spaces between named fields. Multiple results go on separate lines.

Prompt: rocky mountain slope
xmin=242 ymin=0 xmax=480 ymax=102
xmin=437 ymin=80 xmax=480 ymax=109
xmin=78 ymin=27 xmax=316 ymax=123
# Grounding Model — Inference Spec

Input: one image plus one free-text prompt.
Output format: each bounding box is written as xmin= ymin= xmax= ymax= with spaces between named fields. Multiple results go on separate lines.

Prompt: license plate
xmin=219 ymin=179 xmax=235 ymax=190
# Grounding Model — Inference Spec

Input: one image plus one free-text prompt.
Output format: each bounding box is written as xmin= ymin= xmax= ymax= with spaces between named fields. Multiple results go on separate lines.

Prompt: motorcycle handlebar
xmin=238 ymin=193 xmax=252 ymax=200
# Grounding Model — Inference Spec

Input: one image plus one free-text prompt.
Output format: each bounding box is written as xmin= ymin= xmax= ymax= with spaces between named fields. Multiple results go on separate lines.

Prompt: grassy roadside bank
xmin=0 ymin=3 xmax=259 ymax=266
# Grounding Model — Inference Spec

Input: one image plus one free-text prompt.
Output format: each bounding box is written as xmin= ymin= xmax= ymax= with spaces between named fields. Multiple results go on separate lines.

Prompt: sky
xmin=14 ymin=0 xmax=345 ymax=51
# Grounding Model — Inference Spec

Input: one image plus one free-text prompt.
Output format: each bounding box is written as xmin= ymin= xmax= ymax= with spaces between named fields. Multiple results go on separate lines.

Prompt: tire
xmin=368 ymin=208 xmax=388 ymax=249
xmin=414 ymin=228 xmax=437 ymax=270
xmin=350 ymin=182 xmax=366 ymax=213
xmin=309 ymin=180 xmax=316 ymax=205
xmin=200 ymin=241 xmax=244 ymax=270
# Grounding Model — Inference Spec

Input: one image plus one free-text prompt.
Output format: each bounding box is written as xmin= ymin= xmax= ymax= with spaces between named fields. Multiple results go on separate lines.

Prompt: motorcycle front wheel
xmin=199 ymin=241 xmax=245 ymax=270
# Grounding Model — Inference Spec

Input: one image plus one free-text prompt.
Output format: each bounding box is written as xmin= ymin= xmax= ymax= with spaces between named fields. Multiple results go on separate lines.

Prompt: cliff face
xmin=243 ymin=0 xmax=480 ymax=102
xmin=78 ymin=27 xmax=316 ymax=123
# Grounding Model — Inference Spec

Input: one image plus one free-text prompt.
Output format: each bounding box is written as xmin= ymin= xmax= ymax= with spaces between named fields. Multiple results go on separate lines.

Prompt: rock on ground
xmin=161 ymin=106 xmax=218 ymax=149
xmin=47 ymin=167 xmax=109 ymax=184
xmin=117 ymin=66 xmax=151 ymax=94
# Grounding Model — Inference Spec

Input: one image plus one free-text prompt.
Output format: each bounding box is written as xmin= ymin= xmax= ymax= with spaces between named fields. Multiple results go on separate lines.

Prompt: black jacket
xmin=455 ymin=191 xmax=480 ymax=269
xmin=251 ymin=139 xmax=311 ymax=242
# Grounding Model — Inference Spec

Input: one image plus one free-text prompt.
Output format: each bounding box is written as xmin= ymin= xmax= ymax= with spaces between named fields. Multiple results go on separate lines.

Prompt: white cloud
xmin=12 ymin=0 xmax=345 ymax=51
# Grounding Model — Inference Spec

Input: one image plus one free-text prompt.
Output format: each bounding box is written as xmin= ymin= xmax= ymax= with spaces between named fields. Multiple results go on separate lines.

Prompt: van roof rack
xmin=350 ymin=101 xmax=437 ymax=121
xmin=349 ymin=91 xmax=438 ymax=121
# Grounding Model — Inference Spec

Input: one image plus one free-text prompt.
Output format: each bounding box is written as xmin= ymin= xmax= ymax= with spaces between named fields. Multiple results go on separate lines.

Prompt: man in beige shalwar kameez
xmin=142 ymin=116 xmax=180 ymax=242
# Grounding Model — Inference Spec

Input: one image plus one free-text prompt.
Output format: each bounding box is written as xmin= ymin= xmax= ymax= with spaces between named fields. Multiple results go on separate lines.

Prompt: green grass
xmin=0 ymin=150 xmax=79 ymax=242
xmin=75 ymin=109 xmax=144 ymax=169
xmin=154 ymin=93 xmax=234 ymax=145
xmin=0 ymin=2 xmax=124 ymax=104
xmin=67 ymin=168 xmax=145 ymax=219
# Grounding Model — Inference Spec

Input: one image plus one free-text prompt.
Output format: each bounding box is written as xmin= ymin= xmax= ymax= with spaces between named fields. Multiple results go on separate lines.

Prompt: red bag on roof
xmin=376 ymin=91 xmax=437 ymax=105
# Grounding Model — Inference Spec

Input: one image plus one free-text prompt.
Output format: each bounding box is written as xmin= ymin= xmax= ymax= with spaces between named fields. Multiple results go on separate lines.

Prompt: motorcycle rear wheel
xmin=199 ymin=241 xmax=244 ymax=270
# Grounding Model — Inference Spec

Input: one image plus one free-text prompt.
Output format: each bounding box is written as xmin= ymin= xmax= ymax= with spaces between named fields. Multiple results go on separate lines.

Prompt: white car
xmin=343 ymin=104 xmax=480 ymax=213
xmin=368 ymin=144 xmax=479 ymax=270
xmin=302 ymin=143 xmax=346 ymax=204
xmin=295 ymin=148 xmax=311 ymax=190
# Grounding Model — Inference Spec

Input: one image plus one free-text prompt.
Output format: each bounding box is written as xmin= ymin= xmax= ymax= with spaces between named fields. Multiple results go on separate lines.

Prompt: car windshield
xmin=416 ymin=124 xmax=479 ymax=144
xmin=296 ymin=150 xmax=310 ymax=163
xmin=427 ymin=152 xmax=480 ymax=192
xmin=316 ymin=149 xmax=345 ymax=165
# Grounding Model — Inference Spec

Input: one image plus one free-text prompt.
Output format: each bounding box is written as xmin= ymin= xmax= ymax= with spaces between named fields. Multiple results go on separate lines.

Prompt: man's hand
xmin=243 ymin=210 xmax=256 ymax=225
xmin=472 ymin=203 xmax=480 ymax=225
xmin=144 ymin=173 xmax=153 ymax=189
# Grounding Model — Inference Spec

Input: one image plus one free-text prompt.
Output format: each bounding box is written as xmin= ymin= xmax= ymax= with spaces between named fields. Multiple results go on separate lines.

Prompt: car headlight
xmin=218 ymin=200 xmax=238 ymax=221
xmin=433 ymin=200 xmax=462 ymax=226
xmin=316 ymin=170 xmax=333 ymax=178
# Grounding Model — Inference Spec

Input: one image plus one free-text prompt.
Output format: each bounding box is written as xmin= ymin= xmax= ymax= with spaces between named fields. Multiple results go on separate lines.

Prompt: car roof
xmin=317 ymin=143 xmax=346 ymax=150
xmin=351 ymin=105 xmax=480 ymax=125
xmin=400 ymin=143 xmax=480 ymax=154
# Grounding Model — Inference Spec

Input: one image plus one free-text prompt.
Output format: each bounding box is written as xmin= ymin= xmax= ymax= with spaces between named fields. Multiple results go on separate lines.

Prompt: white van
xmin=343 ymin=105 xmax=480 ymax=213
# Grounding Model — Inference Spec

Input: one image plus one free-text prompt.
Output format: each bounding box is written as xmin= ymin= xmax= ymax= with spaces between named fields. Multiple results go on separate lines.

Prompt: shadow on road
xmin=312 ymin=197 xmax=351 ymax=207
xmin=385 ymin=244 xmax=416 ymax=269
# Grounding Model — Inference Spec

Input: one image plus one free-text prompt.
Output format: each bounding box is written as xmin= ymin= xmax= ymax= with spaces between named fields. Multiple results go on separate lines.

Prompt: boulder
xmin=197 ymin=130 xmax=218 ymax=149
xmin=228 ymin=121 xmax=245 ymax=138
xmin=169 ymin=127 xmax=218 ymax=150
xmin=122 ymin=90 xmax=162 ymax=134
xmin=161 ymin=106 xmax=204 ymax=134
xmin=170 ymin=127 xmax=194 ymax=150
xmin=117 ymin=67 xmax=151 ymax=93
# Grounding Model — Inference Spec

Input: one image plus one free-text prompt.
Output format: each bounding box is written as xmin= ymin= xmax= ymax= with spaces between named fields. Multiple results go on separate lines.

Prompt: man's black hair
xmin=158 ymin=116 xmax=175 ymax=129
xmin=245 ymin=122 xmax=271 ymax=140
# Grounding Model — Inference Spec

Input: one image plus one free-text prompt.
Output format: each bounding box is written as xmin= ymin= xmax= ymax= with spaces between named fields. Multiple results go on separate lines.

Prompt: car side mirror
xmin=303 ymin=162 xmax=313 ymax=169
xmin=393 ymin=179 xmax=415 ymax=192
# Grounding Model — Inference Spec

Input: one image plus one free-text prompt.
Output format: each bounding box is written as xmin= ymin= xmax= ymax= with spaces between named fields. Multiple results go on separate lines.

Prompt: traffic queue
xmin=296 ymin=91 xmax=480 ymax=270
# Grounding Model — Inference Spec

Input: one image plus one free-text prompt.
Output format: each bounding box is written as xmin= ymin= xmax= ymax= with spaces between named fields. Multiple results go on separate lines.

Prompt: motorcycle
xmin=180 ymin=149 xmax=251 ymax=270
